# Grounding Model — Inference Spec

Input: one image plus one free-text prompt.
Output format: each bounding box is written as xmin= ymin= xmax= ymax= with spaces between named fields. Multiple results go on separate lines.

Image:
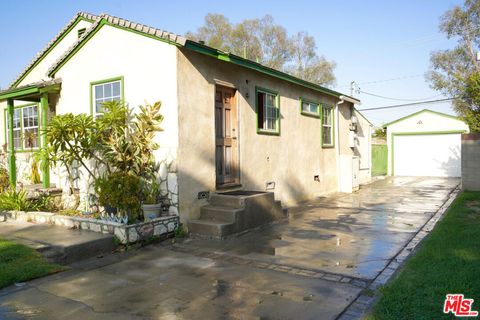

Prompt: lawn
xmin=0 ymin=238 xmax=65 ymax=289
xmin=369 ymin=191 xmax=480 ymax=319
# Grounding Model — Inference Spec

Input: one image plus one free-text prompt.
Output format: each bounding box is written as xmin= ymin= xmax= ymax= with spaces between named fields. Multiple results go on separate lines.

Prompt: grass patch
xmin=368 ymin=191 xmax=480 ymax=319
xmin=0 ymin=238 xmax=65 ymax=289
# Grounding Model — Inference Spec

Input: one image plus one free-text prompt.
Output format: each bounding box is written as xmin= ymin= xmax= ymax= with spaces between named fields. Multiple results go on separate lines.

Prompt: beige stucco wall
xmin=176 ymin=48 xmax=360 ymax=223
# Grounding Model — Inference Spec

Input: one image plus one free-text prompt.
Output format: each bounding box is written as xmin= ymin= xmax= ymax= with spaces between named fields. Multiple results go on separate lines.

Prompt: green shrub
xmin=0 ymin=189 xmax=56 ymax=212
xmin=0 ymin=168 xmax=9 ymax=194
xmin=94 ymin=172 xmax=142 ymax=222
xmin=0 ymin=189 xmax=34 ymax=211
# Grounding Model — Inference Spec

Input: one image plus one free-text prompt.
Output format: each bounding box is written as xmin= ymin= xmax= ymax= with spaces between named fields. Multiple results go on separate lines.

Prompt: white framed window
xmin=5 ymin=105 xmax=39 ymax=151
xmin=301 ymin=99 xmax=320 ymax=117
xmin=23 ymin=105 xmax=39 ymax=149
xmin=257 ymin=87 xmax=280 ymax=134
xmin=91 ymin=78 xmax=123 ymax=116
xmin=322 ymin=105 xmax=334 ymax=147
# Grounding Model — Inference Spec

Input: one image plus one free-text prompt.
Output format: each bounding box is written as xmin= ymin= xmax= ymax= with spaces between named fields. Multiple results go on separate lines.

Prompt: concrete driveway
xmin=0 ymin=177 xmax=459 ymax=320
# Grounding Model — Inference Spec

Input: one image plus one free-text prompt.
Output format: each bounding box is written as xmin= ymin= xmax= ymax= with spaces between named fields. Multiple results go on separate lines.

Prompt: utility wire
xmin=337 ymin=74 xmax=425 ymax=88
xmin=358 ymin=98 xmax=457 ymax=111
xmin=359 ymin=90 xmax=444 ymax=102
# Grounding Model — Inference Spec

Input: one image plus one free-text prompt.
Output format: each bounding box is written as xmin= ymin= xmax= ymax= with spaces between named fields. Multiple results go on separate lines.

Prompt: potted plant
xmin=142 ymin=181 xmax=162 ymax=221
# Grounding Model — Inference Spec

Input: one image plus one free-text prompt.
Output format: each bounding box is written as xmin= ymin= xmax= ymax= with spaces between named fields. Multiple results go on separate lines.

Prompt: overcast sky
xmin=0 ymin=0 xmax=463 ymax=126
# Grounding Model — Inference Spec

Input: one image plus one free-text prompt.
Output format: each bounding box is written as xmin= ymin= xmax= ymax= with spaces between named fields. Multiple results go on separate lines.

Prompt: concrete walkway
xmin=0 ymin=177 xmax=459 ymax=319
xmin=0 ymin=220 xmax=115 ymax=264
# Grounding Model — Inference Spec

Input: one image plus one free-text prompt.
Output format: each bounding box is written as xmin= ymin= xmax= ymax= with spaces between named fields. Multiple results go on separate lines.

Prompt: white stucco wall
xmin=17 ymin=19 xmax=93 ymax=87
xmin=54 ymin=24 xmax=179 ymax=212
xmin=386 ymin=110 xmax=469 ymax=176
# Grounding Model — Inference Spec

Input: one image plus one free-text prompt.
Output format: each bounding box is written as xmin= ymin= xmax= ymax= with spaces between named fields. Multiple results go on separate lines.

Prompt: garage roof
xmin=383 ymin=109 xmax=461 ymax=128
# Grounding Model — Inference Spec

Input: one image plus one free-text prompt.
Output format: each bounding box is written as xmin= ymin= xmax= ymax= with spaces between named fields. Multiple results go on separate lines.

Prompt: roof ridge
xmin=46 ymin=13 xmax=187 ymax=77
xmin=8 ymin=11 xmax=98 ymax=89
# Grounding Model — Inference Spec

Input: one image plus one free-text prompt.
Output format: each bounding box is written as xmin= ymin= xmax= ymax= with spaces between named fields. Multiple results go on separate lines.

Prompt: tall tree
xmin=186 ymin=14 xmax=336 ymax=87
xmin=286 ymin=32 xmax=336 ymax=85
xmin=427 ymin=0 xmax=480 ymax=131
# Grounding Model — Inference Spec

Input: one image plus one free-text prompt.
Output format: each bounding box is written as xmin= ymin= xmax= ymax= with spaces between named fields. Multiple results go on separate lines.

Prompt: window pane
xmin=302 ymin=102 xmax=308 ymax=112
xmin=24 ymin=128 xmax=38 ymax=149
xmin=95 ymin=85 xmax=103 ymax=99
xmin=112 ymin=82 xmax=121 ymax=97
xmin=13 ymin=130 xmax=21 ymax=150
xmin=323 ymin=128 xmax=331 ymax=145
xmin=104 ymin=83 xmax=112 ymax=97
xmin=96 ymin=100 xmax=103 ymax=113
xmin=266 ymin=93 xmax=274 ymax=108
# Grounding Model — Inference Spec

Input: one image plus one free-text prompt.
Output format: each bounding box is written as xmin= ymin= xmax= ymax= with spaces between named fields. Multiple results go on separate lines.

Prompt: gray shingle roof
xmin=46 ymin=13 xmax=187 ymax=77
xmin=8 ymin=12 xmax=98 ymax=89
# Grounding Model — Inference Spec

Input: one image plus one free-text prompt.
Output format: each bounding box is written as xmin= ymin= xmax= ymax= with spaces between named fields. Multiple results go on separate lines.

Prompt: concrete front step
xmin=188 ymin=191 xmax=287 ymax=238
xmin=188 ymin=219 xmax=235 ymax=238
xmin=209 ymin=194 xmax=246 ymax=209
xmin=200 ymin=205 xmax=244 ymax=223
xmin=0 ymin=220 xmax=116 ymax=265
xmin=42 ymin=235 xmax=116 ymax=264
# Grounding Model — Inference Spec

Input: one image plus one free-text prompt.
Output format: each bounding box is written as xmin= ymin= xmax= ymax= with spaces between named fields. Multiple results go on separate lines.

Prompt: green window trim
xmin=89 ymin=76 xmax=125 ymax=116
xmin=3 ymin=103 xmax=41 ymax=152
xmin=255 ymin=86 xmax=280 ymax=136
xmin=321 ymin=104 xmax=335 ymax=148
xmin=300 ymin=97 xmax=321 ymax=118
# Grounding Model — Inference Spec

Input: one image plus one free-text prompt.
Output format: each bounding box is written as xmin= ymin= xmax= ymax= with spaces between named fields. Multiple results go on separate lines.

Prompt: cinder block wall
xmin=462 ymin=134 xmax=480 ymax=190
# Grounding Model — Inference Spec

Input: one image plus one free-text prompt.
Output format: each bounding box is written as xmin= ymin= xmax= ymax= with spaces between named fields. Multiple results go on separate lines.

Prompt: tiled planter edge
xmin=4 ymin=211 xmax=179 ymax=244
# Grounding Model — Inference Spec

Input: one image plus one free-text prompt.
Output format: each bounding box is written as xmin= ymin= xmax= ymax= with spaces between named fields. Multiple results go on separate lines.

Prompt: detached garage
xmin=385 ymin=109 xmax=469 ymax=177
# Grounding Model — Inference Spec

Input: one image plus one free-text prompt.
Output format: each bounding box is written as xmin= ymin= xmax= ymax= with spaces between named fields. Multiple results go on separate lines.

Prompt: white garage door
xmin=393 ymin=133 xmax=461 ymax=177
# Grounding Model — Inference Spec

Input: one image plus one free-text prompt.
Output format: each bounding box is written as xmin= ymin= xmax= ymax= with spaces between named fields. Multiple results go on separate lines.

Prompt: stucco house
xmin=0 ymin=12 xmax=372 ymax=233
xmin=384 ymin=109 xmax=469 ymax=177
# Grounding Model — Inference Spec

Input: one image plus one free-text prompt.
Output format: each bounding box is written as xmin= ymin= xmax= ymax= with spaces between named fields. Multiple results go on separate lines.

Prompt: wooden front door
xmin=215 ymin=85 xmax=239 ymax=186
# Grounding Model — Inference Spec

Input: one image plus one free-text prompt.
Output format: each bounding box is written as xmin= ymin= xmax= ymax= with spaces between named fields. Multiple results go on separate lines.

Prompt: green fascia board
xmin=383 ymin=109 xmax=461 ymax=128
xmin=186 ymin=41 xmax=357 ymax=102
xmin=300 ymin=97 xmax=321 ymax=118
xmin=45 ymin=16 xmax=358 ymax=104
xmin=0 ymin=83 xmax=61 ymax=101
xmin=0 ymin=86 xmax=39 ymax=101
xmin=48 ymin=19 xmax=184 ymax=77
xmin=11 ymin=16 xmax=94 ymax=89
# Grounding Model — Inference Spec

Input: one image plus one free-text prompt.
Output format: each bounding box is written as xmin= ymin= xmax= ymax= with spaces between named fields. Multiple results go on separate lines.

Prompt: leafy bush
xmin=0 ymin=188 xmax=56 ymax=212
xmin=0 ymin=189 xmax=35 ymax=211
xmin=94 ymin=172 xmax=142 ymax=221
xmin=45 ymin=100 xmax=164 ymax=219
xmin=0 ymin=168 xmax=9 ymax=194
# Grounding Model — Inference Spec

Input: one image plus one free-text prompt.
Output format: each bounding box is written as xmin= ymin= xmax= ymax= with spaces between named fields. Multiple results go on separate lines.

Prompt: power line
xmin=337 ymin=74 xmax=425 ymax=88
xmin=358 ymin=74 xmax=425 ymax=86
xmin=359 ymin=90 xmax=444 ymax=102
xmin=358 ymin=98 xmax=457 ymax=111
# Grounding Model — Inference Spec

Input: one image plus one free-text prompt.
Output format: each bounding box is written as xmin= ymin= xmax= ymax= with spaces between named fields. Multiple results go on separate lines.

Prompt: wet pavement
xmin=0 ymin=177 xmax=459 ymax=319
xmin=180 ymin=177 xmax=459 ymax=279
